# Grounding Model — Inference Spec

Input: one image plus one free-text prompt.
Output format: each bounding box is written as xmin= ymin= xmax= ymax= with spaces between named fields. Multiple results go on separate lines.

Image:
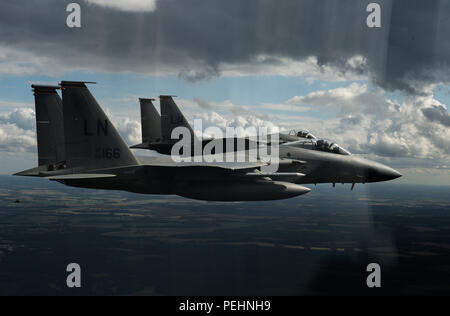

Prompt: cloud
xmin=288 ymin=83 xmax=400 ymax=118
xmin=0 ymin=108 xmax=35 ymax=131
xmin=0 ymin=123 xmax=36 ymax=153
xmin=84 ymin=0 xmax=158 ymax=12
xmin=422 ymin=105 xmax=450 ymax=127
xmin=192 ymin=98 xmax=269 ymax=121
xmin=286 ymin=83 xmax=450 ymax=164
xmin=363 ymin=133 xmax=411 ymax=158
xmin=339 ymin=114 xmax=364 ymax=126
xmin=179 ymin=65 xmax=220 ymax=82
xmin=257 ymin=103 xmax=309 ymax=113
xmin=0 ymin=99 xmax=33 ymax=109
xmin=221 ymin=55 xmax=368 ymax=82
xmin=0 ymin=0 xmax=448 ymax=93
xmin=193 ymin=98 xmax=213 ymax=110
xmin=114 ymin=118 xmax=141 ymax=145
xmin=0 ymin=46 xmax=68 ymax=77
xmin=0 ymin=108 xmax=36 ymax=153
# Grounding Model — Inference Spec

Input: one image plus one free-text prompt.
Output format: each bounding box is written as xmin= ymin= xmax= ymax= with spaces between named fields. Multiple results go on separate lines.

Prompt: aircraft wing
xmin=130 ymin=142 xmax=151 ymax=149
xmin=240 ymin=172 xmax=305 ymax=181
xmin=46 ymin=174 xmax=117 ymax=180
xmin=136 ymin=155 xmax=267 ymax=171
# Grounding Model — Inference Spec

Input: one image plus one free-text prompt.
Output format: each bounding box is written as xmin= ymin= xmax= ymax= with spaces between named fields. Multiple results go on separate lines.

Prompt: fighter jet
xmin=276 ymin=139 xmax=402 ymax=189
xmin=130 ymin=97 xmax=319 ymax=152
xmin=130 ymin=96 xmax=262 ymax=155
xmin=132 ymin=95 xmax=402 ymax=189
xmin=14 ymin=81 xmax=311 ymax=201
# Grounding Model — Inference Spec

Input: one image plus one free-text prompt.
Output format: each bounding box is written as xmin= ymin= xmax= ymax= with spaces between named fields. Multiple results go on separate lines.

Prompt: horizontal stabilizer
xmin=46 ymin=174 xmax=117 ymax=180
xmin=14 ymin=166 xmax=49 ymax=177
xmin=130 ymin=143 xmax=150 ymax=149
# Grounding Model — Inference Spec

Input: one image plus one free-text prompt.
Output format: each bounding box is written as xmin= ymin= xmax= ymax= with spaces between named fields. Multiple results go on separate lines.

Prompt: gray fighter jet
xmin=14 ymin=82 xmax=311 ymax=201
xmin=276 ymin=139 xmax=402 ymax=189
xmin=132 ymin=95 xmax=402 ymax=189
xmin=130 ymin=97 xmax=321 ymax=152
xmin=131 ymin=96 xmax=261 ymax=155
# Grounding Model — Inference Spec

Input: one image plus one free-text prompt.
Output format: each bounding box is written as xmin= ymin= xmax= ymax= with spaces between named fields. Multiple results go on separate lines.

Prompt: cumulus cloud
xmin=287 ymin=83 xmax=450 ymax=164
xmin=422 ymin=105 xmax=450 ymax=127
xmin=0 ymin=108 xmax=36 ymax=153
xmin=288 ymin=83 xmax=404 ymax=118
xmin=0 ymin=123 xmax=36 ymax=153
xmin=114 ymin=118 xmax=142 ymax=145
xmin=85 ymin=0 xmax=158 ymax=12
xmin=0 ymin=108 xmax=35 ymax=131
xmin=192 ymin=98 xmax=271 ymax=122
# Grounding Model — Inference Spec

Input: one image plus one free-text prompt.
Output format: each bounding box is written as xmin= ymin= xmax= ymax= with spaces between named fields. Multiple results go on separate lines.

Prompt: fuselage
xmin=277 ymin=145 xmax=401 ymax=184
xmin=52 ymin=145 xmax=401 ymax=201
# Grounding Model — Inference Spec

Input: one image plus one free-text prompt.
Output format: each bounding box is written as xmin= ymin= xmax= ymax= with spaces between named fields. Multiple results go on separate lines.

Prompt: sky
xmin=0 ymin=0 xmax=449 ymax=185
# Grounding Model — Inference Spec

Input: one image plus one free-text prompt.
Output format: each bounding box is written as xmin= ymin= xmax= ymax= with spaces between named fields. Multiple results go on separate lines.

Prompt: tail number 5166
xmin=95 ymin=148 xmax=121 ymax=159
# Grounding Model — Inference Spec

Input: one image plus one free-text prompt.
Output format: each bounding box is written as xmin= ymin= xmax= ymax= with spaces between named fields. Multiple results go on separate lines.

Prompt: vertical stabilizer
xmin=61 ymin=81 xmax=138 ymax=171
xmin=160 ymin=96 xmax=195 ymax=142
xmin=139 ymin=98 xmax=161 ymax=143
xmin=32 ymin=85 xmax=66 ymax=166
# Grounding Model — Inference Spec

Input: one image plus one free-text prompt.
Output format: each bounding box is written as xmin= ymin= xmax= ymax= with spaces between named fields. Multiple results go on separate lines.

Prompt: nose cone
xmin=367 ymin=163 xmax=402 ymax=182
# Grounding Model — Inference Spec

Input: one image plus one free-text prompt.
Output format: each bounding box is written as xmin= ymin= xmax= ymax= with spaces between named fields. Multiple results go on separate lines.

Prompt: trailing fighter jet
xmin=130 ymin=97 xmax=319 ymax=153
xmin=14 ymin=81 xmax=311 ymax=201
xmin=130 ymin=96 xmax=262 ymax=155
xmin=132 ymin=95 xmax=402 ymax=189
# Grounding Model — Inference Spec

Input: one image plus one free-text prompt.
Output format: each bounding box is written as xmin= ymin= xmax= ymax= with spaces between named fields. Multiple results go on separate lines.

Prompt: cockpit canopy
xmin=288 ymin=129 xmax=316 ymax=139
xmin=315 ymin=139 xmax=351 ymax=155
xmin=283 ymin=139 xmax=351 ymax=155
